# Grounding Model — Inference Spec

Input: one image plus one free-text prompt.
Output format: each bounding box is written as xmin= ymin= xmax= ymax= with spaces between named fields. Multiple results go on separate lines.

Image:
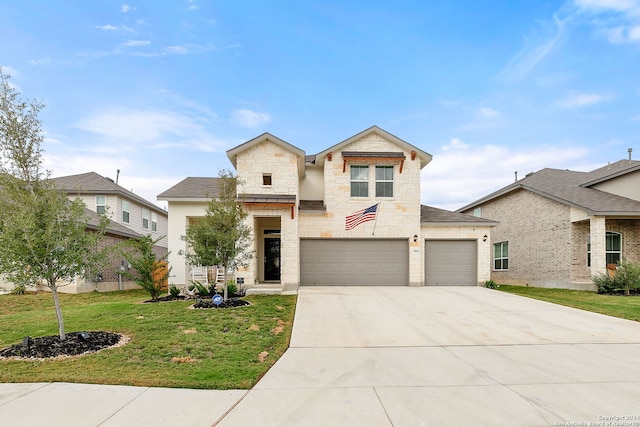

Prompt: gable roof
xmin=157 ymin=177 xmax=221 ymax=201
xmin=458 ymin=160 xmax=640 ymax=216
xmin=52 ymin=172 xmax=165 ymax=214
xmin=421 ymin=205 xmax=498 ymax=226
xmin=315 ymin=126 xmax=433 ymax=168
xmin=580 ymin=159 xmax=640 ymax=187
xmin=226 ymin=132 xmax=306 ymax=175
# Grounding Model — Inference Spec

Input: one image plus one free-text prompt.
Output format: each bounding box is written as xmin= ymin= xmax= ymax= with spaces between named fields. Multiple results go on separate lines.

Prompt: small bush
xmin=190 ymin=280 xmax=210 ymax=296
xmin=484 ymin=280 xmax=499 ymax=289
xmin=169 ymin=285 xmax=181 ymax=298
xmin=593 ymin=259 xmax=640 ymax=296
xmin=226 ymin=281 xmax=238 ymax=297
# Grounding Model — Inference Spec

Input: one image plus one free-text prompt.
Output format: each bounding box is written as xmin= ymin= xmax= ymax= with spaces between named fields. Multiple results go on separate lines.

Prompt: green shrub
xmin=190 ymin=280 xmax=210 ymax=296
xmin=484 ymin=280 xmax=498 ymax=289
xmin=593 ymin=259 xmax=640 ymax=296
xmin=169 ymin=285 xmax=181 ymax=298
xmin=226 ymin=281 xmax=238 ymax=297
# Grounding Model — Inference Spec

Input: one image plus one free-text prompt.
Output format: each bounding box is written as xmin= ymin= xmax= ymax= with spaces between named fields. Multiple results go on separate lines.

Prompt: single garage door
xmin=301 ymin=239 xmax=408 ymax=285
xmin=425 ymin=240 xmax=477 ymax=286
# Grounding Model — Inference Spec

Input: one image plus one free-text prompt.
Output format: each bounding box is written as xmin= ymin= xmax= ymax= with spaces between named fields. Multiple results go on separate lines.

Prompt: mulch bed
xmin=0 ymin=331 xmax=126 ymax=360
xmin=193 ymin=299 xmax=250 ymax=309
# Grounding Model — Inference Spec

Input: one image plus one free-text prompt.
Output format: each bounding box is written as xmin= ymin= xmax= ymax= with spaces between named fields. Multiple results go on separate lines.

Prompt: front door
xmin=264 ymin=238 xmax=281 ymax=281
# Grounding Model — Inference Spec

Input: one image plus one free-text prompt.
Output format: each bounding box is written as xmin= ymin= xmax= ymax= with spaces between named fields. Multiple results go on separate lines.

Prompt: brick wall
xmin=474 ymin=189 xmax=574 ymax=287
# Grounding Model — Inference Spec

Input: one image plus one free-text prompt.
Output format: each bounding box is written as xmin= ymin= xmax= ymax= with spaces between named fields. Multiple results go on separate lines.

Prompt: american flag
xmin=345 ymin=203 xmax=379 ymax=231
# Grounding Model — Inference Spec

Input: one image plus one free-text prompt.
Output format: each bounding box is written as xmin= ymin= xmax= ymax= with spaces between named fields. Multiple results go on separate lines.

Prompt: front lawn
xmin=0 ymin=289 xmax=296 ymax=389
xmin=497 ymin=285 xmax=640 ymax=322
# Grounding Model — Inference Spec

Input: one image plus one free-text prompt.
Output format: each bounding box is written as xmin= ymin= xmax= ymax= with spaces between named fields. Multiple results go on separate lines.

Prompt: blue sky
xmin=1 ymin=0 xmax=639 ymax=211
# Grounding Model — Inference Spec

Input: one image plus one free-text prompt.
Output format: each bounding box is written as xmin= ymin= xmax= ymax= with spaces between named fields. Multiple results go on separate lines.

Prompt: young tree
xmin=181 ymin=169 xmax=252 ymax=300
xmin=119 ymin=235 xmax=170 ymax=301
xmin=0 ymin=68 xmax=107 ymax=340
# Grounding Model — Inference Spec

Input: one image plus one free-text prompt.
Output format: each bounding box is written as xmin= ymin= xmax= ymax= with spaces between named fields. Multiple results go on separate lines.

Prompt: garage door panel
xmin=301 ymin=239 xmax=408 ymax=286
xmin=425 ymin=240 xmax=477 ymax=286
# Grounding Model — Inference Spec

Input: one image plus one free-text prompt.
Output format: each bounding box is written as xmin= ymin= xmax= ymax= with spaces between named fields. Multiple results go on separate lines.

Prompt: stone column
xmin=590 ymin=216 xmax=606 ymax=276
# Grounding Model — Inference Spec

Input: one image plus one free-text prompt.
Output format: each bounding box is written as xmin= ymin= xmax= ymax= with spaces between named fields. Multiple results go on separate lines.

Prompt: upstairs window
xmin=263 ymin=174 xmax=272 ymax=186
xmin=151 ymin=212 xmax=158 ymax=232
xmin=494 ymin=241 xmax=509 ymax=270
xmin=142 ymin=208 xmax=150 ymax=229
xmin=122 ymin=200 xmax=130 ymax=224
xmin=375 ymin=166 xmax=394 ymax=197
xmin=350 ymin=165 xmax=369 ymax=197
xmin=96 ymin=195 xmax=107 ymax=215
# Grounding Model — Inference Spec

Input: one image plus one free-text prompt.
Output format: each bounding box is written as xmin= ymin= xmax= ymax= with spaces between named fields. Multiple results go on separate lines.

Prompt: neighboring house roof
xmin=458 ymin=160 xmax=640 ymax=216
xmin=226 ymin=132 xmax=306 ymax=175
xmin=84 ymin=208 xmax=142 ymax=239
xmin=157 ymin=177 xmax=221 ymax=202
xmin=52 ymin=172 xmax=165 ymax=215
xmin=421 ymin=205 xmax=498 ymax=226
xmin=315 ymin=126 xmax=433 ymax=168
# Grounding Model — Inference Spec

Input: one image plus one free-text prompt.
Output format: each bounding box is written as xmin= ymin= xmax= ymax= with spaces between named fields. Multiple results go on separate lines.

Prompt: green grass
xmin=0 ymin=290 xmax=296 ymax=389
xmin=497 ymin=285 xmax=640 ymax=322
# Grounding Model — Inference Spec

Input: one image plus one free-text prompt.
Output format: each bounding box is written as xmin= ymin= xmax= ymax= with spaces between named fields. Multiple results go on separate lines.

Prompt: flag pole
xmin=371 ymin=202 xmax=380 ymax=236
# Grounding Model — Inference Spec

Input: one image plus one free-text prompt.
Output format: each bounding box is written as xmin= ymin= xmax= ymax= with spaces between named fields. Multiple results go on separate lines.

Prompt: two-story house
xmin=159 ymin=126 xmax=497 ymax=293
xmin=51 ymin=172 xmax=169 ymax=293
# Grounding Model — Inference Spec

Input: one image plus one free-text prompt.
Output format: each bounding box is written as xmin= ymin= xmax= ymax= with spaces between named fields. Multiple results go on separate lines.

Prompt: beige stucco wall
xmin=592 ymin=169 xmax=640 ymax=202
xmin=164 ymin=201 xmax=208 ymax=287
xmin=299 ymin=164 xmax=324 ymax=200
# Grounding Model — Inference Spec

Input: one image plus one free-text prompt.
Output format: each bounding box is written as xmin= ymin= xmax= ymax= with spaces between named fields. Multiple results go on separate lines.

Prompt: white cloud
xmin=420 ymin=138 xmax=590 ymax=211
xmin=499 ymin=14 xmax=567 ymax=82
xmin=230 ymin=109 xmax=272 ymax=128
xmin=557 ymin=92 xmax=609 ymax=108
xmin=478 ymin=107 xmax=501 ymax=119
xmin=573 ymin=0 xmax=640 ymax=44
xmin=122 ymin=40 xmax=151 ymax=47
xmin=94 ymin=24 xmax=118 ymax=32
xmin=121 ymin=5 xmax=136 ymax=13
xmin=74 ymin=107 xmax=228 ymax=152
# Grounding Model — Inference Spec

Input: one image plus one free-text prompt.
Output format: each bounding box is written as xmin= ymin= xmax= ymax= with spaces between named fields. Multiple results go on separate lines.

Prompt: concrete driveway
xmin=218 ymin=286 xmax=640 ymax=426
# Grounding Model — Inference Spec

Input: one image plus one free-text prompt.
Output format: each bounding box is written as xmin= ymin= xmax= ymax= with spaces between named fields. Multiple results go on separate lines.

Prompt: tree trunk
xmin=50 ymin=284 xmax=66 ymax=340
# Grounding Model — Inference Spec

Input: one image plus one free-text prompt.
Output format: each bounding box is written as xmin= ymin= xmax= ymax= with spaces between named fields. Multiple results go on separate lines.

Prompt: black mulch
xmin=0 ymin=331 xmax=124 ymax=360
xmin=193 ymin=299 xmax=250 ymax=309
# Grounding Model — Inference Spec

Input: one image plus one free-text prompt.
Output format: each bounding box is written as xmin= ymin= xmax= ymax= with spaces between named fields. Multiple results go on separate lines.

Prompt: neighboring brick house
xmin=51 ymin=172 xmax=169 ymax=293
xmin=159 ymin=126 xmax=497 ymax=293
xmin=458 ymin=159 xmax=640 ymax=290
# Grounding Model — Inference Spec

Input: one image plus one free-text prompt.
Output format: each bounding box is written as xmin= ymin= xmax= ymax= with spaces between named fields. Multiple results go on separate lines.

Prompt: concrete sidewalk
xmin=3 ymin=286 xmax=640 ymax=426
xmin=0 ymin=382 xmax=246 ymax=427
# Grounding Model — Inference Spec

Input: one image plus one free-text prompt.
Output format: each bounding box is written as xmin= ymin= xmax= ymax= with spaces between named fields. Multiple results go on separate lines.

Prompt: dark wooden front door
xmin=264 ymin=238 xmax=281 ymax=281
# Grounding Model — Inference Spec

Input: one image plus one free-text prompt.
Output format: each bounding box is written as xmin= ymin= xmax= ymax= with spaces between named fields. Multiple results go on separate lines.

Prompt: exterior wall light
xmin=413 ymin=234 xmax=418 ymax=242
xmin=483 ymin=235 xmax=488 ymax=242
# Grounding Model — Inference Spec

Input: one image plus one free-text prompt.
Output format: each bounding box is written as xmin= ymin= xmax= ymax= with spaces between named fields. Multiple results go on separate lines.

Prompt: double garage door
xmin=300 ymin=239 xmax=408 ymax=286
xmin=300 ymin=238 xmax=477 ymax=286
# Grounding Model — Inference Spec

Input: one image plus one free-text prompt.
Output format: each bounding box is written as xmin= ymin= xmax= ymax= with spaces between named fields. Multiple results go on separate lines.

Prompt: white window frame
xmin=587 ymin=231 xmax=622 ymax=267
xmin=375 ymin=165 xmax=394 ymax=197
xmin=151 ymin=212 xmax=157 ymax=232
xmin=494 ymin=241 xmax=509 ymax=270
xmin=350 ymin=165 xmax=369 ymax=197
xmin=122 ymin=199 xmax=130 ymax=224
xmin=142 ymin=208 xmax=150 ymax=229
xmin=96 ymin=195 xmax=107 ymax=215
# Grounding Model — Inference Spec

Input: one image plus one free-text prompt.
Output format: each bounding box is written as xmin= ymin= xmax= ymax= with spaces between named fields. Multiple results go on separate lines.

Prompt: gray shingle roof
xmin=52 ymin=172 xmax=164 ymax=214
xmin=421 ymin=205 xmax=498 ymax=225
xmin=458 ymin=160 xmax=640 ymax=216
xmin=84 ymin=208 xmax=141 ymax=239
xmin=157 ymin=177 xmax=221 ymax=200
